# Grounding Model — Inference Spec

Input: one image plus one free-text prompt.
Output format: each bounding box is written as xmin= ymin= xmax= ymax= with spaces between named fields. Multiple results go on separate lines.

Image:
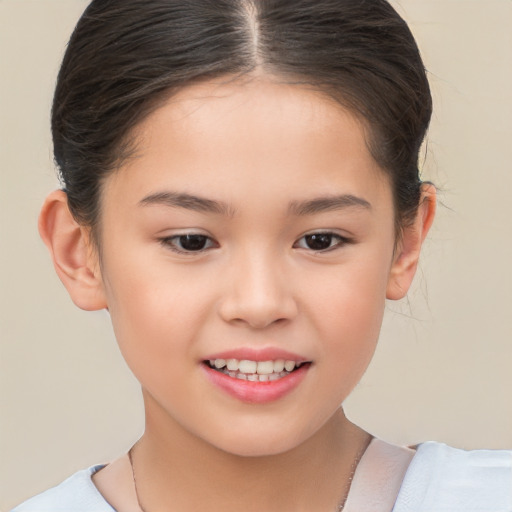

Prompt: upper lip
xmin=203 ymin=347 xmax=310 ymax=363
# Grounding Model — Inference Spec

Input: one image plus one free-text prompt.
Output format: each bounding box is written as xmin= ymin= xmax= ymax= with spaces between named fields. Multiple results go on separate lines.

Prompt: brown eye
xmin=294 ymin=232 xmax=349 ymax=252
xmin=178 ymin=234 xmax=209 ymax=251
xmin=160 ymin=234 xmax=216 ymax=253
xmin=305 ymin=234 xmax=333 ymax=250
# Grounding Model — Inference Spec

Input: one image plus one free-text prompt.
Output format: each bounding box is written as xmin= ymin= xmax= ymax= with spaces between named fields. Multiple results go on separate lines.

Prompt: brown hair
xmin=52 ymin=0 xmax=431 ymax=239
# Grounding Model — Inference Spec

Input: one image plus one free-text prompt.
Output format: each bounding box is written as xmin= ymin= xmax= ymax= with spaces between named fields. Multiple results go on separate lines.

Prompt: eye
xmin=160 ymin=234 xmax=217 ymax=254
xmin=294 ymin=232 xmax=349 ymax=252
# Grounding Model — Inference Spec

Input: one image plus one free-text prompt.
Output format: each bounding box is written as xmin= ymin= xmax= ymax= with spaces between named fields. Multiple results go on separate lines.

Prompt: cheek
xmin=309 ymin=252 xmax=390 ymax=332
xmin=305 ymin=255 xmax=391 ymax=390
xmin=101 ymin=256 xmax=211 ymax=377
xmin=105 ymin=277 xmax=206 ymax=423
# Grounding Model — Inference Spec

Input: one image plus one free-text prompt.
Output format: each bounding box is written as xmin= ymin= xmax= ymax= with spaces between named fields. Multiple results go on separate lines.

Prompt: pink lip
xmin=204 ymin=347 xmax=309 ymax=363
xmin=201 ymin=362 xmax=311 ymax=404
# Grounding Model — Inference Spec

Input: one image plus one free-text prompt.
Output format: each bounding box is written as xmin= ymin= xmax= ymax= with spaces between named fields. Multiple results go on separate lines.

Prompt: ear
xmin=386 ymin=183 xmax=436 ymax=300
xmin=38 ymin=190 xmax=107 ymax=311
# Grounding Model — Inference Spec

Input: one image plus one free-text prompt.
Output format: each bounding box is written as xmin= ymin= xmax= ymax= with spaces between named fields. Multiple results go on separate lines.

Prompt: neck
xmin=132 ymin=393 xmax=371 ymax=512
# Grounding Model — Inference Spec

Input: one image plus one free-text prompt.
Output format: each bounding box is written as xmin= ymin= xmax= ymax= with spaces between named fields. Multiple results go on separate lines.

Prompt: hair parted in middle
xmin=52 ymin=0 xmax=432 ymax=240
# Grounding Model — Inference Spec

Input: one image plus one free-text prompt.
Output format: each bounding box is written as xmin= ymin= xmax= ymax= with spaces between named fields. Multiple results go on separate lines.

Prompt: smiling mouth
xmin=204 ymin=358 xmax=309 ymax=382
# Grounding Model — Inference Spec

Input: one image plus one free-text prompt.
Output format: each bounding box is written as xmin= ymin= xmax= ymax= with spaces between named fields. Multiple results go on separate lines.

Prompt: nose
xmin=218 ymin=250 xmax=298 ymax=329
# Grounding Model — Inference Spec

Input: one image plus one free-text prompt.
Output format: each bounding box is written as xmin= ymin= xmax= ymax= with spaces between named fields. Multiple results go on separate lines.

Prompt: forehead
xmin=137 ymin=77 xmax=368 ymax=158
xmin=106 ymin=77 xmax=391 ymax=209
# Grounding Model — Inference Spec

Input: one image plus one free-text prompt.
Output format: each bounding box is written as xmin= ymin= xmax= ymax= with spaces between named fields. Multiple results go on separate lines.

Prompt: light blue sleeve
xmin=393 ymin=442 xmax=512 ymax=512
xmin=10 ymin=465 xmax=116 ymax=512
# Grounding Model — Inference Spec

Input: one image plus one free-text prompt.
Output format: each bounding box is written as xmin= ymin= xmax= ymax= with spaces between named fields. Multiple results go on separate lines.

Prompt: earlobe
xmin=38 ymin=190 xmax=107 ymax=311
xmin=386 ymin=184 xmax=436 ymax=300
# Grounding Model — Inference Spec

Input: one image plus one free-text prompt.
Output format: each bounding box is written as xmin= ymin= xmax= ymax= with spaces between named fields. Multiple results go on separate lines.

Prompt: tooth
xmin=226 ymin=359 xmax=239 ymax=371
xmin=237 ymin=373 xmax=247 ymax=380
xmin=258 ymin=374 xmax=269 ymax=382
xmin=268 ymin=374 xmax=280 ymax=381
xmin=256 ymin=361 xmax=274 ymax=375
xmin=247 ymin=374 xmax=259 ymax=382
xmin=214 ymin=359 xmax=226 ymax=369
xmin=228 ymin=371 xmax=237 ymax=378
xmin=273 ymin=360 xmax=285 ymax=372
xmin=284 ymin=360 xmax=296 ymax=372
xmin=209 ymin=360 xmax=215 ymax=366
xmin=239 ymin=360 xmax=257 ymax=374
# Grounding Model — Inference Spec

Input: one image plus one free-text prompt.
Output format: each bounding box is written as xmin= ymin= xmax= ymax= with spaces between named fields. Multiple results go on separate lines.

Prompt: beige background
xmin=1 ymin=0 xmax=511 ymax=509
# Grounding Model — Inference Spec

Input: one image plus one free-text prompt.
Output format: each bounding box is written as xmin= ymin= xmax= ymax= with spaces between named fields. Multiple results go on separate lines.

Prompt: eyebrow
xmin=139 ymin=191 xmax=371 ymax=217
xmin=288 ymin=195 xmax=372 ymax=216
xmin=139 ymin=191 xmax=235 ymax=216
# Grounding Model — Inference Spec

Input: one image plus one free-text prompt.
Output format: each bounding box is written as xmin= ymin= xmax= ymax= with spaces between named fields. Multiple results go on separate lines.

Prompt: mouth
xmin=203 ymin=358 xmax=310 ymax=383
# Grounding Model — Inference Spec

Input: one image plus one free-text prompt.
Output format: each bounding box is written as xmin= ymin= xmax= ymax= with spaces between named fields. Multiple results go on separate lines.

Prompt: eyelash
xmin=159 ymin=231 xmax=352 ymax=255
xmin=293 ymin=232 xmax=352 ymax=252
xmin=159 ymin=234 xmax=217 ymax=254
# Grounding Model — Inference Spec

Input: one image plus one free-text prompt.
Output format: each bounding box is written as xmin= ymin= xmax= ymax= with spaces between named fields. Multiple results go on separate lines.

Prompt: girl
xmin=9 ymin=0 xmax=511 ymax=510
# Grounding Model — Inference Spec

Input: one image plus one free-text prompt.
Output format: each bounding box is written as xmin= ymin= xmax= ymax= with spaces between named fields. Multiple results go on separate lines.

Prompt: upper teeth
xmin=210 ymin=359 xmax=300 ymax=374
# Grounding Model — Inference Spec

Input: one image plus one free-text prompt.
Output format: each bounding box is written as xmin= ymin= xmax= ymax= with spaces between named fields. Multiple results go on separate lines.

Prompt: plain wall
xmin=1 ymin=0 xmax=511 ymax=509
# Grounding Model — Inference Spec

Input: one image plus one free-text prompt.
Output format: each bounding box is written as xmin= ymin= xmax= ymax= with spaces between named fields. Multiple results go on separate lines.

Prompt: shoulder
xmin=393 ymin=442 xmax=512 ymax=512
xmin=10 ymin=465 xmax=115 ymax=512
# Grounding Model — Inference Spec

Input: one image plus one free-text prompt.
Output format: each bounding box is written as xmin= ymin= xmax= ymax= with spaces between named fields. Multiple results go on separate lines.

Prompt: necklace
xmin=128 ymin=437 xmax=370 ymax=512
xmin=336 ymin=439 xmax=369 ymax=512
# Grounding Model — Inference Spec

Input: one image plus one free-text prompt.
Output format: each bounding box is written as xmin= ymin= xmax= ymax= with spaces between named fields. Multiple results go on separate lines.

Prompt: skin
xmin=39 ymin=77 xmax=435 ymax=511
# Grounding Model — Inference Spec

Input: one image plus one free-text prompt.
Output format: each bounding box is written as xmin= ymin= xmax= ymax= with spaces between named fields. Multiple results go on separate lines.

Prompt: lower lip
xmin=201 ymin=363 xmax=310 ymax=404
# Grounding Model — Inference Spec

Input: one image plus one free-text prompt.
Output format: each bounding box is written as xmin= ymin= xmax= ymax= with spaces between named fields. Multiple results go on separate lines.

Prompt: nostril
xmin=217 ymin=267 xmax=298 ymax=327
xmin=230 ymin=315 xmax=290 ymax=330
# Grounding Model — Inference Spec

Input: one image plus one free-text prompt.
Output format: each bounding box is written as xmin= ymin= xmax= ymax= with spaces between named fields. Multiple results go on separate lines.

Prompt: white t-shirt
xmin=11 ymin=442 xmax=512 ymax=512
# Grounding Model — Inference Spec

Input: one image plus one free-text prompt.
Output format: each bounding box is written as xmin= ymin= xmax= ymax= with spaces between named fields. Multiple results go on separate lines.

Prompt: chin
xmin=198 ymin=421 xmax=315 ymax=459
xmin=217 ymin=437 xmax=301 ymax=458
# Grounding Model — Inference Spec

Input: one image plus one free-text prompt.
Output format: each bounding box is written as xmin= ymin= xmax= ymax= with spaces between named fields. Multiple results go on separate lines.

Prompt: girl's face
xmin=97 ymin=78 xmax=399 ymax=456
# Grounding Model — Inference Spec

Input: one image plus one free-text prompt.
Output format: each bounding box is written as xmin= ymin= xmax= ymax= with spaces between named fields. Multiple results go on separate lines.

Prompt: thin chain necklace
xmin=128 ymin=437 xmax=370 ymax=512
xmin=335 ymin=439 xmax=370 ymax=512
